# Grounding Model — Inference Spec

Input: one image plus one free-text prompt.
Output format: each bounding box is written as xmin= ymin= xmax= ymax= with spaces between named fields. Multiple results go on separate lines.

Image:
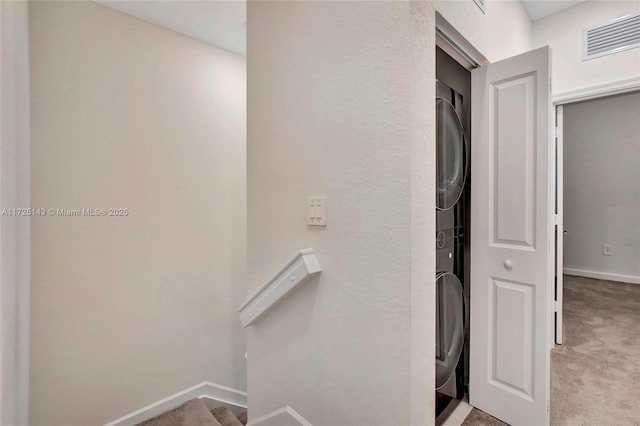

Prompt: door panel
xmin=470 ymin=46 xmax=552 ymax=426
xmin=493 ymin=75 xmax=536 ymax=248
xmin=491 ymin=278 xmax=534 ymax=397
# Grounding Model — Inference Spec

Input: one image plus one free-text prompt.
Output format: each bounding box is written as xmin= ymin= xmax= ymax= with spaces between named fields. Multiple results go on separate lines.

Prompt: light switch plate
xmin=307 ymin=196 xmax=327 ymax=226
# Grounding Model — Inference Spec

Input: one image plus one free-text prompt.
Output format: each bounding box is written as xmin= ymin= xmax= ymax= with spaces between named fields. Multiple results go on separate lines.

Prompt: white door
xmin=554 ymin=105 xmax=564 ymax=345
xmin=470 ymin=46 xmax=553 ymax=426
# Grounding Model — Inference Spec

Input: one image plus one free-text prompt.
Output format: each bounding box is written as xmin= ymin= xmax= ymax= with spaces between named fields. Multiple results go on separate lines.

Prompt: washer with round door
xmin=435 ymin=79 xmax=468 ymax=400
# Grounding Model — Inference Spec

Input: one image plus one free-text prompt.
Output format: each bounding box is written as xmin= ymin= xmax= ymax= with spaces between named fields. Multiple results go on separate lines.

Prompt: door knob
xmin=503 ymin=260 xmax=513 ymax=271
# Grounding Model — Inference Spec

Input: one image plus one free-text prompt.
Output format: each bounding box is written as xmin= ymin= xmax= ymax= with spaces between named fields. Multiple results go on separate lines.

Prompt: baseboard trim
xmin=247 ymin=406 xmax=311 ymax=426
xmin=104 ymin=381 xmax=248 ymax=426
xmin=563 ymin=268 xmax=640 ymax=285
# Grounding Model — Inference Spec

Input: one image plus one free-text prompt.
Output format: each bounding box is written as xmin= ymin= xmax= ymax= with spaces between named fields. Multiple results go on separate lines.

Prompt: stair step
xmin=135 ymin=399 xmax=221 ymax=426
xmin=211 ymin=405 xmax=244 ymax=426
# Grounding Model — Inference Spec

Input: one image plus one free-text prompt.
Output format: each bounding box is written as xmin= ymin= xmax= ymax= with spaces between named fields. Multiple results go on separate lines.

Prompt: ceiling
xmin=97 ymin=0 xmax=246 ymax=56
xmin=96 ymin=0 xmax=588 ymax=55
xmin=521 ymin=0 xmax=588 ymax=21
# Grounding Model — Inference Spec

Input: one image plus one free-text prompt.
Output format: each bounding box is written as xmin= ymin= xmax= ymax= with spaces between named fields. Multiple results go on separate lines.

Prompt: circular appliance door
xmin=435 ymin=272 xmax=465 ymax=389
xmin=436 ymin=97 xmax=467 ymax=210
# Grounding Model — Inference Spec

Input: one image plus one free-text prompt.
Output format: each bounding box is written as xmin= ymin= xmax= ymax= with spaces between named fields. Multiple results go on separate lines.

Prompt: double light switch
xmin=307 ymin=196 xmax=327 ymax=226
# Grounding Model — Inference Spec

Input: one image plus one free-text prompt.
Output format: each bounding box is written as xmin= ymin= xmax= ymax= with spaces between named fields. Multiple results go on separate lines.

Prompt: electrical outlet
xmin=603 ymin=245 xmax=613 ymax=256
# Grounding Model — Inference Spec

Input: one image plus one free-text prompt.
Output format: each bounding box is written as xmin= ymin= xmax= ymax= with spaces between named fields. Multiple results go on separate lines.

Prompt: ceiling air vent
xmin=583 ymin=12 xmax=640 ymax=61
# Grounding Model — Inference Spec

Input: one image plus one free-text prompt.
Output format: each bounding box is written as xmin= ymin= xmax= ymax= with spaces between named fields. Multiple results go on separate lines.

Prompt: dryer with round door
xmin=435 ymin=79 xmax=468 ymax=400
xmin=436 ymin=95 xmax=466 ymax=213
xmin=436 ymin=272 xmax=465 ymax=396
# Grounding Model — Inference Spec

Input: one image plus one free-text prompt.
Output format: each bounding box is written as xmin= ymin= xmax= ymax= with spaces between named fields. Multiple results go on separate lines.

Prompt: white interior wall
xmin=0 ymin=2 xmax=31 ymax=425
xmin=533 ymin=1 xmax=640 ymax=95
xmin=436 ymin=0 xmax=532 ymax=63
xmin=563 ymin=91 xmax=640 ymax=282
xmin=29 ymin=2 xmax=246 ymax=425
xmin=247 ymin=2 xmax=434 ymax=425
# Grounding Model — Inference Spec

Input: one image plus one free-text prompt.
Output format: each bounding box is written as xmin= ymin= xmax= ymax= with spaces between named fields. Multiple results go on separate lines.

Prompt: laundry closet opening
xmin=434 ymin=10 xmax=557 ymax=424
xmin=435 ymin=45 xmax=472 ymax=418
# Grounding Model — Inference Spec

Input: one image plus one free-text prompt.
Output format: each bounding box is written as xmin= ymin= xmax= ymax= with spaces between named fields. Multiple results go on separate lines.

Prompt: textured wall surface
xmin=563 ymin=92 xmax=640 ymax=280
xmin=247 ymin=2 xmax=434 ymax=425
xmin=410 ymin=1 xmax=437 ymax=424
xmin=533 ymin=1 xmax=640 ymax=94
xmin=436 ymin=0 xmax=532 ymax=63
xmin=0 ymin=2 xmax=31 ymax=425
xmin=29 ymin=2 xmax=246 ymax=425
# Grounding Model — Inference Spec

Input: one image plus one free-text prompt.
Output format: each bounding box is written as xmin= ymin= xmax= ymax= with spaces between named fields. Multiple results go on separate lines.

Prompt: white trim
xmin=103 ymin=381 xmax=248 ymax=426
xmin=435 ymin=11 xmax=489 ymax=70
xmin=436 ymin=30 xmax=477 ymax=71
xmin=553 ymin=77 xmax=640 ymax=346
xmin=439 ymin=400 xmax=474 ymax=426
xmin=553 ymin=76 xmax=640 ymax=105
xmin=473 ymin=0 xmax=486 ymax=15
xmin=239 ymin=248 xmax=321 ymax=328
xmin=247 ymin=406 xmax=312 ymax=426
xmin=564 ymin=268 xmax=640 ymax=285
xmin=0 ymin=2 xmax=31 ymax=426
xmin=554 ymin=105 xmax=564 ymax=345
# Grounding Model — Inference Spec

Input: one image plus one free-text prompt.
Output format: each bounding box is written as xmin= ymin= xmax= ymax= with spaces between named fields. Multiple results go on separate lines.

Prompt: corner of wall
xmin=0 ymin=1 xmax=31 ymax=425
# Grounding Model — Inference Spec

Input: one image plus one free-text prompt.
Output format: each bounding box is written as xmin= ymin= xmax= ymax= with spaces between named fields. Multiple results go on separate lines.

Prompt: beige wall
xmin=0 ymin=1 xmax=31 ymax=425
xmin=563 ymin=91 xmax=640 ymax=281
xmin=247 ymin=2 xmax=434 ymax=425
xmin=533 ymin=1 xmax=640 ymax=94
xmin=29 ymin=2 xmax=246 ymax=425
xmin=436 ymin=0 xmax=532 ymax=63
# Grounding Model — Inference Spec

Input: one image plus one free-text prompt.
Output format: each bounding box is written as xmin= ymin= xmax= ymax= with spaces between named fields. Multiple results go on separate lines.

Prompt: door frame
xmin=554 ymin=105 xmax=564 ymax=345
xmin=552 ymin=76 xmax=640 ymax=105
xmin=436 ymin=12 xmax=488 ymax=71
xmin=552 ymin=76 xmax=640 ymax=345
xmin=436 ymin=14 xmax=557 ymax=425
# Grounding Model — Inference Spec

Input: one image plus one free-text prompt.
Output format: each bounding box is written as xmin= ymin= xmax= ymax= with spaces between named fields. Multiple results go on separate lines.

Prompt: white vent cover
xmin=583 ymin=12 xmax=640 ymax=61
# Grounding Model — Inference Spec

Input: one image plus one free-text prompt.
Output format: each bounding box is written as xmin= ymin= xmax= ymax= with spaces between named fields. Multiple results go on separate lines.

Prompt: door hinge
xmin=553 ymin=301 xmax=559 ymax=312
xmin=554 ymin=214 xmax=560 ymax=225
xmin=555 ymin=126 xmax=559 ymax=138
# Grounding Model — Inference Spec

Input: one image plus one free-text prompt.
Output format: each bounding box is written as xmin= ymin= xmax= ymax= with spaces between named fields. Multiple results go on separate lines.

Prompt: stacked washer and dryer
xmin=435 ymin=78 xmax=469 ymax=406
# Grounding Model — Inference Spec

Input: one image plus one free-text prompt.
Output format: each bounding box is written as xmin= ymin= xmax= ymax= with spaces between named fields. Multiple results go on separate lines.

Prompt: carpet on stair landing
xmin=461 ymin=408 xmax=508 ymax=426
xmin=135 ymin=399 xmax=221 ymax=426
xmin=134 ymin=399 xmax=248 ymax=426
xmin=210 ymin=405 xmax=245 ymax=426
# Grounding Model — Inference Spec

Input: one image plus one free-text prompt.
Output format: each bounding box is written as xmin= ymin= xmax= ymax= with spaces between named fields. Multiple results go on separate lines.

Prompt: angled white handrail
xmin=239 ymin=249 xmax=321 ymax=328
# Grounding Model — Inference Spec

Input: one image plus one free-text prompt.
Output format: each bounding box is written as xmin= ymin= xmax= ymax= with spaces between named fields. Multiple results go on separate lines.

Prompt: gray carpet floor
xmin=550 ymin=275 xmax=640 ymax=425
xmin=461 ymin=408 xmax=507 ymax=426
xmin=463 ymin=275 xmax=640 ymax=426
